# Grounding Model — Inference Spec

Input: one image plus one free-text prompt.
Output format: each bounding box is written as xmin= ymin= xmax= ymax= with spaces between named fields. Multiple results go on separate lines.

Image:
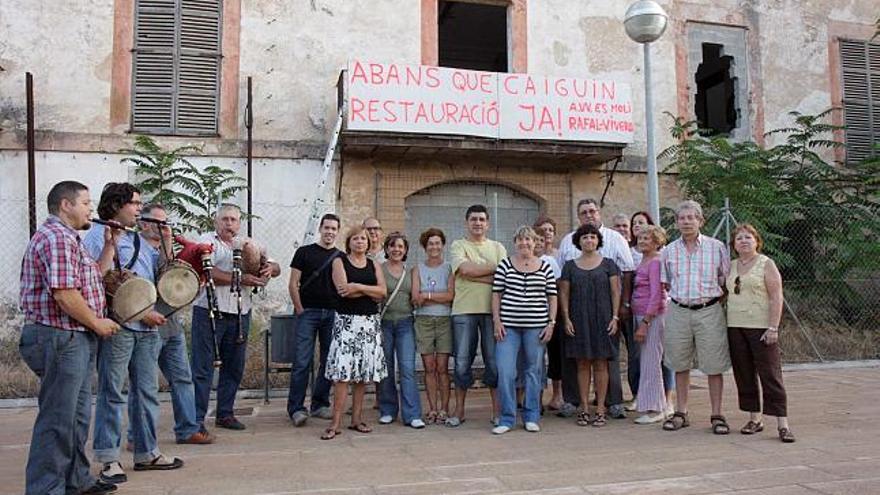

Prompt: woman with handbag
xmin=377 ymin=232 xmax=425 ymax=428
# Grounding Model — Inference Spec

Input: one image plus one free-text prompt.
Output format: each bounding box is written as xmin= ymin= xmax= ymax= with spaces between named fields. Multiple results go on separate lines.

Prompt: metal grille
xmin=840 ymin=39 xmax=880 ymax=165
xmin=375 ymin=167 xmax=572 ymax=264
xmin=132 ymin=0 xmax=222 ymax=135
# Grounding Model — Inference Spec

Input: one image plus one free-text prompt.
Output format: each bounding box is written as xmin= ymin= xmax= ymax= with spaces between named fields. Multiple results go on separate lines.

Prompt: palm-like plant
xmin=176 ymin=164 xmax=248 ymax=232
xmin=122 ymin=135 xmax=201 ymax=221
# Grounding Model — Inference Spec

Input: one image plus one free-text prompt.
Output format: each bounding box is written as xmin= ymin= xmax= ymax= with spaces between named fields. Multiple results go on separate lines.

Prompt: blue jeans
xmin=20 ymin=324 xmax=97 ymax=495
xmin=286 ymin=308 xmax=334 ymax=418
xmin=379 ymin=317 xmax=422 ymax=423
xmin=129 ymin=332 xmax=199 ymax=443
xmin=496 ymin=326 xmax=544 ymax=426
xmin=93 ymin=328 xmax=161 ymax=464
xmin=191 ymin=306 xmax=251 ymax=423
xmin=452 ymin=314 xmax=497 ymax=389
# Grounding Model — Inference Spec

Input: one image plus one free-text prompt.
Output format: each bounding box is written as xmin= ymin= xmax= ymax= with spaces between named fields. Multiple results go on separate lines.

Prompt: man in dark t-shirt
xmin=286 ymin=213 xmax=342 ymax=426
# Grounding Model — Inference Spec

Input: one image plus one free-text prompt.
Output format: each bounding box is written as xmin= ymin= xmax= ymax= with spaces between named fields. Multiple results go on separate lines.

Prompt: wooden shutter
xmin=177 ymin=0 xmax=222 ymax=133
xmin=840 ymin=39 xmax=879 ymax=165
xmin=131 ymin=0 xmax=222 ymax=135
xmin=132 ymin=0 xmax=176 ymax=132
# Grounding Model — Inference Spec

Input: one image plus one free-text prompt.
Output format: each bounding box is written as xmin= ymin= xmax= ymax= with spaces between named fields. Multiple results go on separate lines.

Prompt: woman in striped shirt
xmin=491 ymin=226 xmax=558 ymax=434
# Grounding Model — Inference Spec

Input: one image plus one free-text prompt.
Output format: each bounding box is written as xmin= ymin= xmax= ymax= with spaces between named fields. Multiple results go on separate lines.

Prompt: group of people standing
xmin=19 ymin=181 xmax=281 ymax=494
xmin=19 ymin=180 xmax=796 ymax=494
xmin=284 ymin=198 xmax=795 ymax=443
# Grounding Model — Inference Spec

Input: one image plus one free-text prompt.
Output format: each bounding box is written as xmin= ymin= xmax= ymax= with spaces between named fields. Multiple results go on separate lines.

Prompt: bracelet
xmin=612 ymin=316 xmax=620 ymax=321
xmin=767 ymin=326 xmax=778 ymax=332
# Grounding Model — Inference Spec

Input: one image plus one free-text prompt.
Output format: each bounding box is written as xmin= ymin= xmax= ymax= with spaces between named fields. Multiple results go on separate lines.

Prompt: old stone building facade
xmin=0 ymin=0 xmax=877 ymax=292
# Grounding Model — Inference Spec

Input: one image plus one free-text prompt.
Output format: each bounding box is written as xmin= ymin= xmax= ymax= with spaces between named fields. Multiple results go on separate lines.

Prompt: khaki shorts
xmin=415 ymin=316 xmax=453 ymax=355
xmin=663 ymin=302 xmax=731 ymax=375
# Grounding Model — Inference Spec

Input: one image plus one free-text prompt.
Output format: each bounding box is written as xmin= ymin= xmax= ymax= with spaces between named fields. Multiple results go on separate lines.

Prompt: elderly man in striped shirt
xmin=660 ymin=200 xmax=732 ymax=434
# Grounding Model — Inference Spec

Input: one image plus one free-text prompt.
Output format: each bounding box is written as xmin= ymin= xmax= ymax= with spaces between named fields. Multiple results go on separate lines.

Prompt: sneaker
xmin=311 ymin=406 xmax=333 ymax=419
xmin=379 ymin=415 xmax=394 ymax=424
xmin=216 ymin=416 xmax=246 ymax=430
xmin=409 ymin=418 xmax=426 ymax=429
xmin=634 ymin=412 xmax=666 ymax=424
xmin=491 ymin=425 xmax=511 ymax=435
xmin=177 ymin=430 xmax=214 ymax=444
xmin=291 ymin=410 xmax=309 ymax=427
xmin=445 ymin=416 xmax=462 ymax=427
xmin=80 ymin=480 xmax=118 ymax=494
xmin=556 ymin=402 xmax=577 ymax=418
xmin=133 ymin=453 xmax=184 ymax=471
xmin=608 ymin=404 xmax=627 ymax=419
xmin=100 ymin=462 xmax=126 ymax=484
xmin=524 ymin=422 xmax=541 ymax=432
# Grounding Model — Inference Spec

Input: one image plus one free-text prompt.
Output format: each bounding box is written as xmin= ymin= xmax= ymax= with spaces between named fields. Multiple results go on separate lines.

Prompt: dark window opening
xmin=438 ymin=1 xmax=508 ymax=72
xmin=694 ymin=43 xmax=737 ymax=136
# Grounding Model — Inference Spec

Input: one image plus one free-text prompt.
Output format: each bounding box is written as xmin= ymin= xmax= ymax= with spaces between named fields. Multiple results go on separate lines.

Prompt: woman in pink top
xmin=632 ymin=225 xmax=670 ymax=424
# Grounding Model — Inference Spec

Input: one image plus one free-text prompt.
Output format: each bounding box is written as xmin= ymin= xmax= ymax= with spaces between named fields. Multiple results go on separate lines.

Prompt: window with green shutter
xmin=839 ymin=39 xmax=879 ymax=165
xmin=131 ymin=0 xmax=222 ymax=135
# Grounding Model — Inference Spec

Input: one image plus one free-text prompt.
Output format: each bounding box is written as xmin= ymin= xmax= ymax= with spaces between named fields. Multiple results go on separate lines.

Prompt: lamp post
xmin=624 ymin=0 xmax=668 ymax=222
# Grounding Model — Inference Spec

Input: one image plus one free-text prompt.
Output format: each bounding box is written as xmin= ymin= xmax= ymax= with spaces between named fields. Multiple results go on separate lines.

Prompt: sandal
xmin=740 ymin=420 xmax=764 ymax=435
xmin=662 ymin=411 xmax=690 ymax=431
xmin=437 ymin=410 xmax=448 ymax=423
xmin=348 ymin=422 xmax=372 ymax=433
xmin=133 ymin=454 xmax=184 ymax=471
xmin=710 ymin=415 xmax=730 ymax=435
xmin=592 ymin=412 xmax=607 ymax=427
xmin=778 ymin=427 xmax=796 ymax=443
xmin=320 ymin=428 xmax=341 ymax=440
xmin=576 ymin=410 xmax=591 ymax=427
xmin=426 ymin=411 xmax=438 ymax=424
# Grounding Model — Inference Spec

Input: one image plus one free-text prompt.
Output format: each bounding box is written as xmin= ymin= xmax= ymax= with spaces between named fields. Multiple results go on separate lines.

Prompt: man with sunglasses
xmin=659 ymin=200 xmax=731 ymax=435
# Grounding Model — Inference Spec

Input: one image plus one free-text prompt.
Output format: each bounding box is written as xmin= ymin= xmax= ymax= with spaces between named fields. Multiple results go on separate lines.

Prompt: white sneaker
xmin=634 ymin=412 xmax=666 ymax=424
xmin=409 ymin=418 xmax=426 ymax=429
xmin=524 ymin=422 xmax=540 ymax=432
xmin=378 ymin=415 xmax=394 ymax=424
xmin=492 ymin=425 xmax=510 ymax=435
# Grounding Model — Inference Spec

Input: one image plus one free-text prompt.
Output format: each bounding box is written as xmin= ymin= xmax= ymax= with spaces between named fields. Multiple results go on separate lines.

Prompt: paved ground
xmin=2 ymin=362 xmax=879 ymax=495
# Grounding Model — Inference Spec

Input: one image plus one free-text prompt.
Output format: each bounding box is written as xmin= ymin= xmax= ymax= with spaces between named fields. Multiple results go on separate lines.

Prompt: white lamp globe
xmin=624 ymin=0 xmax=668 ymax=44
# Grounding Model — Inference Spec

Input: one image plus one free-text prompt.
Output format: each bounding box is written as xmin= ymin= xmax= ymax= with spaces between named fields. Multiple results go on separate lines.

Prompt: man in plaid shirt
xmin=660 ymin=200 xmax=732 ymax=435
xmin=19 ymin=181 xmax=120 ymax=495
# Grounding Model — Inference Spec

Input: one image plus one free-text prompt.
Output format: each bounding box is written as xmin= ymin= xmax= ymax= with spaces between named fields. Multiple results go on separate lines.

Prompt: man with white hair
xmin=190 ymin=204 xmax=281 ymax=431
xmin=660 ymin=200 xmax=731 ymax=434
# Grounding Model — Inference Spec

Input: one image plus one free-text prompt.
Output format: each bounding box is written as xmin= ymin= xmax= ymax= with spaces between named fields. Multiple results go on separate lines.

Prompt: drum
xmin=104 ymin=269 xmax=157 ymax=323
xmin=156 ymin=261 xmax=200 ymax=309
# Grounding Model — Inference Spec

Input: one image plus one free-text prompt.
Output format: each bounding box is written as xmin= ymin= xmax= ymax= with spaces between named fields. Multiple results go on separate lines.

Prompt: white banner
xmin=346 ymin=61 xmax=634 ymax=144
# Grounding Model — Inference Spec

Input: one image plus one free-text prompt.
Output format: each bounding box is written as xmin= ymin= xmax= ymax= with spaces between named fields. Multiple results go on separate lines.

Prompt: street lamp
xmin=624 ymin=0 xmax=668 ymax=223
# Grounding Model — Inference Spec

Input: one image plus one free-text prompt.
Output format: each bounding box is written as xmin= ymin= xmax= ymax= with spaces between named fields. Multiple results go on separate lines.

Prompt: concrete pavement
xmin=1 ymin=363 xmax=878 ymax=494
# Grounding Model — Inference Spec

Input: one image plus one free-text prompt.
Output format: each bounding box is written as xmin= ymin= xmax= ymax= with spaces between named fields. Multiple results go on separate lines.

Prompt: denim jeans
xmin=128 ymin=332 xmax=199 ymax=443
xmin=93 ymin=328 xmax=161 ymax=464
xmin=379 ymin=317 xmax=422 ymax=423
xmin=286 ymin=308 xmax=334 ymax=418
xmin=20 ymin=324 xmax=97 ymax=495
xmin=191 ymin=306 xmax=251 ymax=423
xmin=496 ymin=326 xmax=544 ymax=427
xmin=451 ymin=314 xmax=497 ymax=389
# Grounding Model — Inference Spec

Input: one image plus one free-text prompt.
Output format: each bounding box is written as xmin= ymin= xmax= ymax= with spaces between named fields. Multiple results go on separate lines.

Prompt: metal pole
xmin=643 ymin=43 xmax=660 ymax=222
xmin=26 ymin=72 xmax=36 ymax=237
xmin=246 ymin=77 xmax=253 ymax=238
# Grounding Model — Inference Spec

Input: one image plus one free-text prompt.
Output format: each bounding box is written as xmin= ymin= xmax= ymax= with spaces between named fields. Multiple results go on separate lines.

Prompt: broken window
xmin=694 ymin=43 xmax=738 ymax=136
xmin=438 ymin=1 xmax=508 ymax=73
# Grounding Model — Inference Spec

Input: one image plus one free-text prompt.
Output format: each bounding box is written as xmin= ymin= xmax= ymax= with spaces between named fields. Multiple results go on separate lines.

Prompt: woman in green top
xmin=377 ymin=232 xmax=425 ymax=429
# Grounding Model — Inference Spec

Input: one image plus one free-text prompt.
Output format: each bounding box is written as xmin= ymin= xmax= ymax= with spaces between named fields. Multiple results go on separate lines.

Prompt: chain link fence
xmin=2 ymin=196 xmax=878 ymax=397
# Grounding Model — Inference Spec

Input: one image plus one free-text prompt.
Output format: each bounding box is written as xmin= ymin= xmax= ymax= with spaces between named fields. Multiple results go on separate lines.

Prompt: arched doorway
xmin=404 ymin=181 xmax=541 ymax=264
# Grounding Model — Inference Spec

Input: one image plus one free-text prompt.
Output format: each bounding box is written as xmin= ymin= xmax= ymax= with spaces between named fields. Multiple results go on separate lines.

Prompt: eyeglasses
xmin=733 ymin=276 xmax=741 ymax=295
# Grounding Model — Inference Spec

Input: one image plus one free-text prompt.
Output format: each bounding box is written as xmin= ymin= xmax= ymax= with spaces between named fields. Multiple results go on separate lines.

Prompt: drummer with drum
xmin=191 ymin=203 xmax=281 ymax=431
xmin=83 ymin=183 xmax=184 ymax=485
xmin=126 ymin=203 xmax=215 ymax=446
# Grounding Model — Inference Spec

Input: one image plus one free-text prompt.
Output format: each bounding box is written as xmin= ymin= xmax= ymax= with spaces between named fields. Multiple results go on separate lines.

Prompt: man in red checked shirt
xmin=19 ymin=181 xmax=120 ymax=495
